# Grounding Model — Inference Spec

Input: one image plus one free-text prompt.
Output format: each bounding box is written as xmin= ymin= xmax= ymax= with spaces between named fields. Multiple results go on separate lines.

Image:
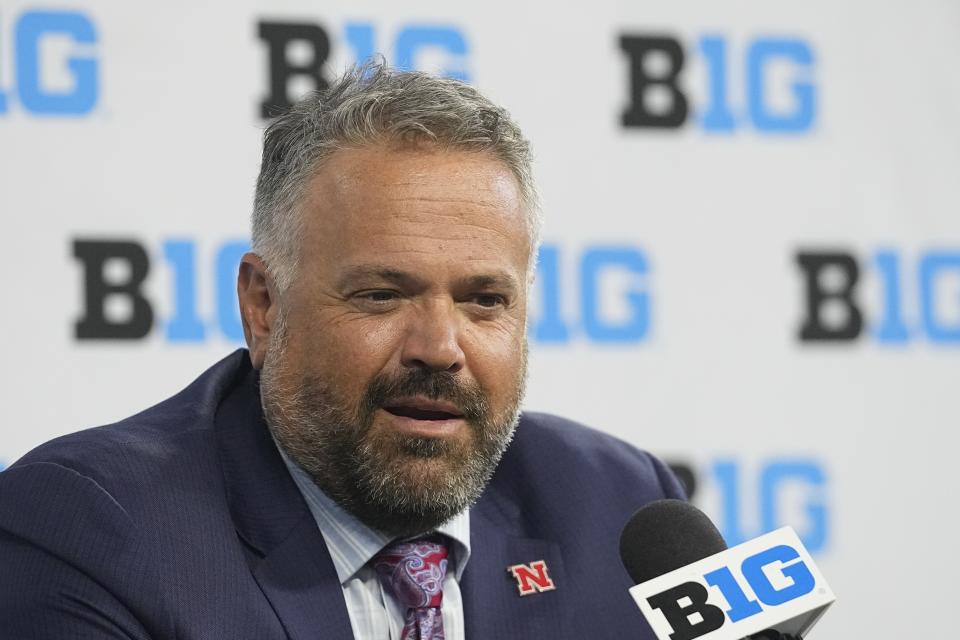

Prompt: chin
xmin=394 ymin=457 xmax=466 ymax=495
xmin=352 ymin=445 xmax=484 ymax=534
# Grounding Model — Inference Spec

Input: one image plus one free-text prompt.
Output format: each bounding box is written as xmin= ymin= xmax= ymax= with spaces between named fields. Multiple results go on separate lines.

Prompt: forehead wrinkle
xmin=392 ymin=195 xmax=505 ymax=209
xmin=373 ymin=204 xmax=524 ymax=234
xmin=358 ymin=226 xmax=519 ymax=244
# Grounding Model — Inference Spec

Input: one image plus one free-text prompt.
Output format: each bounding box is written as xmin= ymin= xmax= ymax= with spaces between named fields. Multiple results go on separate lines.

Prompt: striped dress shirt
xmin=277 ymin=446 xmax=471 ymax=640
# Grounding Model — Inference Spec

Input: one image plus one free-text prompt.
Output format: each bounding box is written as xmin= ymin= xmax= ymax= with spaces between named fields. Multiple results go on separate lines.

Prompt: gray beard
xmin=259 ymin=317 xmax=525 ymax=538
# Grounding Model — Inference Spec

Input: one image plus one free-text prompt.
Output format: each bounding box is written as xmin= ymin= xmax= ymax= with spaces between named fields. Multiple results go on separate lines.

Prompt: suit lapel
xmin=215 ymin=365 xmax=354 ymax=640
xmin=461 ymin=490 xmax=576 ymax=639
xmin=252 ymin=517 xmax=355 ymax=640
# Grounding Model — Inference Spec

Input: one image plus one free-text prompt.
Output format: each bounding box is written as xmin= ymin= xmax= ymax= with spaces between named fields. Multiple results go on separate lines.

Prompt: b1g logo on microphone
xmin=619 ymin=34 xmax=815 ymax=134
xmin=0 ymin=9 xmax=99 ymax=116
xmin=796 ymin=248 xmax=960 ymax=344
xmin=631 ymin=528 xmax=835 ymax=640
xmin=258 ymin=19 xmax=469 ymax=118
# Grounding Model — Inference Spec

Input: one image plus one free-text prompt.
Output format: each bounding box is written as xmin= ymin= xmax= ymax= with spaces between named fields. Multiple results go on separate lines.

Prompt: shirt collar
xmin=275 ymin=440 xmax=472 ymax=585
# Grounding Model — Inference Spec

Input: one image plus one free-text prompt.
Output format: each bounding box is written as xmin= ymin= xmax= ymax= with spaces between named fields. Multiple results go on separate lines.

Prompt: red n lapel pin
xmin=507 ymin=560 xmax=556 ymax=596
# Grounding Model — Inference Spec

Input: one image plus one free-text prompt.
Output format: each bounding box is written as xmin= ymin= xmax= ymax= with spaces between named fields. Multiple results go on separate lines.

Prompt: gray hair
xmin=252 ymin=61 xmax=541 ymax=292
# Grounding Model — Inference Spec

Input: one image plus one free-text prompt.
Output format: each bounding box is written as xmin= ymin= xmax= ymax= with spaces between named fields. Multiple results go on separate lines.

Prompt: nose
xmin=400 ymin=299 xmax=465 ymax=374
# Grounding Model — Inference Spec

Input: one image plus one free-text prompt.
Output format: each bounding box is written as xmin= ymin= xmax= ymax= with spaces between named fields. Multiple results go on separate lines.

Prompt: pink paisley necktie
xmin=373 ymin=537 xmax=449 ymax=640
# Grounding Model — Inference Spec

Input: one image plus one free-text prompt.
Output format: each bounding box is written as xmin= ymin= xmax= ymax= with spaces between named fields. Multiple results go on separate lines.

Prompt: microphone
xmin=619 ymin=500 xmax=835 ymax=640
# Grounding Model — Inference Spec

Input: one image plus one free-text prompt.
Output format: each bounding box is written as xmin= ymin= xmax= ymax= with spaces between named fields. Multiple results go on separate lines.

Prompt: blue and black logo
xmin=647 ymin=542 xmax=816 ymax=640
xmin=619 ymin=33 xmax=816 ymax=134
xmin=669 ymin=458 xmax=829 ymax=555
xmin=796 ymin=248 xmax=960 ymax=344
xmin=0 ymin=9 xmax=98 ymax=116
xmin=258 ymin=19 xmax=469 ymax=118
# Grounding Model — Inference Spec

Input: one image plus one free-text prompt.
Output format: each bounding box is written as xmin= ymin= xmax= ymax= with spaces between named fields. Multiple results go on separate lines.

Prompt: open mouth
xmin=382 ymin=398 xmax=464 ymax=421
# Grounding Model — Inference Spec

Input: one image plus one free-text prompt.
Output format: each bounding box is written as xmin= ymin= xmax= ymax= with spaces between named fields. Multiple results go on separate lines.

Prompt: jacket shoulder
xmin=10 ymin=350 xmax=250 ymax=480
xmin=1 ymin=349 xmax=252 ymax=554
xmin=510 ymin=411 xmax=683 ymax=498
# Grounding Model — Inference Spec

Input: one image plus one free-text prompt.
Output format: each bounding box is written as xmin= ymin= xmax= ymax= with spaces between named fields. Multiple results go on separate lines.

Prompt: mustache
xmin=360 ymin=369 xmax=489 ymax=423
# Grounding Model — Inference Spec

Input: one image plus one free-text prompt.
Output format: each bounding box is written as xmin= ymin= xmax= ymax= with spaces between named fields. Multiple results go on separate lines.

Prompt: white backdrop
xmin=3 ymin=1 xmax=959 ymax=637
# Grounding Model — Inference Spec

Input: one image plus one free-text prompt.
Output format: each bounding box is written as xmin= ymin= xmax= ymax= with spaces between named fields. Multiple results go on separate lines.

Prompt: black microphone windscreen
xmin=619 ymin=499 xmax=728 ymax=585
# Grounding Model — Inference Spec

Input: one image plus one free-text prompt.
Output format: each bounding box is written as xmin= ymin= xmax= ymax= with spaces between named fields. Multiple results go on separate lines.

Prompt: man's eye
xmin=473 ymin=294 xmax=506 ymax=308
xmin=357 ymin=290 xmax=399 ymax=303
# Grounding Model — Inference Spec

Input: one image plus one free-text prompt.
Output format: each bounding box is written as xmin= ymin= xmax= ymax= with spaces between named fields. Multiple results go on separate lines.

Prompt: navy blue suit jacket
xmin=0 ymin=350 xmax=683 ymax=638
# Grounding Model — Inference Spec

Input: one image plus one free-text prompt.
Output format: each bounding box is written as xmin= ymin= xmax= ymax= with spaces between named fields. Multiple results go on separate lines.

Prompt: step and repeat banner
xmin=3 ymin=1 xmax=958 ymax=637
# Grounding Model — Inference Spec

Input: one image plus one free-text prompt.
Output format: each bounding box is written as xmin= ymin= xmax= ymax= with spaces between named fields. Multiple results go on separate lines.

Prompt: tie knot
xmin=373 ymin=537 xmax=449 ymax=610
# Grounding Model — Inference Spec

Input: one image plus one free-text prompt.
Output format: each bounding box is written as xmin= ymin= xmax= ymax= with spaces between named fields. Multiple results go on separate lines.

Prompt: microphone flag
xmin=627 ymin=527 xmax=835 ymax=640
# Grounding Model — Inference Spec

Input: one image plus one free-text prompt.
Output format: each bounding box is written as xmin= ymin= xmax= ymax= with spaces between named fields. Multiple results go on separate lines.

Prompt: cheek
xmin=295 ymin=315 xmax=405 ymax=387
xmin=464 ymin=326 xmax=526 ymax=399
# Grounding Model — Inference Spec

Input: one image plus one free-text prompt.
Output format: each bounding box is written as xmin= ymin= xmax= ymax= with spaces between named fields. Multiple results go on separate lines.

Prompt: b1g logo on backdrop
xmin=73 ymin=238 xmax=249 ymax=342
xmin=258 ymin=19 xmax=469 ymax=118
xmin=796 ymin=248 xmax=960 ymax=344
xmin=668 ymin=458 xmax=829 ymax=554
xmin=0 ymin=9 xmax=98 ymax=116
xmin=531 ymin=244 xmax=651 ymax=344
xmin=72 ymin=239 xmax=651 ymax=346
xmin=619 ymin=33 xmax=815 ymax=134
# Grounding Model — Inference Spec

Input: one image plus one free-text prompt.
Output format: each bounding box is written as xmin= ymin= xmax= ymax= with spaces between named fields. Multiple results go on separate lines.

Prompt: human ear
xmin=237 ymin=252 xmax=278 ymax=369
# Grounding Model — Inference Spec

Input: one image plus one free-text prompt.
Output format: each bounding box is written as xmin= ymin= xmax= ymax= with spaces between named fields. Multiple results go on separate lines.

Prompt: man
xmin=0 ymin=64 xmax=684 ymax=638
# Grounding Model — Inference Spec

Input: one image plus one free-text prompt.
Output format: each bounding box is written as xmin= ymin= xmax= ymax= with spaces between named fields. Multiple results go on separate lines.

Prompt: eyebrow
xmin=461 ymin=273 xmax=521 ymax=294
xmin=336 ymin=266 xmax=423 ymax=290
xmin=336 ymin=265 xmax=521 ymax=293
